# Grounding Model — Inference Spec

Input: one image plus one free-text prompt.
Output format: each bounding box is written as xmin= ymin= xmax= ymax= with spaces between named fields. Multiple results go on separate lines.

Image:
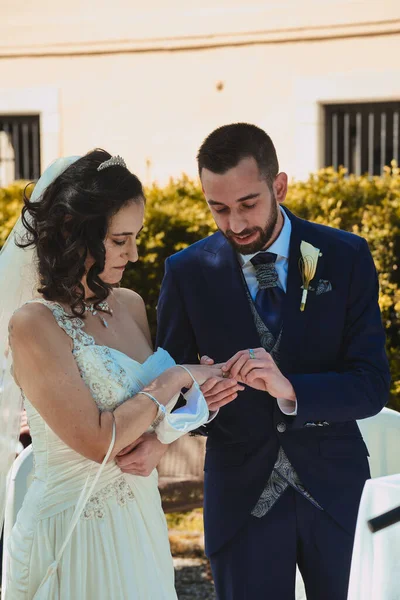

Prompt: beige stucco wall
xmin=1 ymin=0 xmax=398 ymax=47
xmin=0 ymin=1 xmax=399 ymax=183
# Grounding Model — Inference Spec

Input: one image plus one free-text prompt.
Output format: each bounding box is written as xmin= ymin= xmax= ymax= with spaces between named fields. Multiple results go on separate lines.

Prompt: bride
xmin=0 ymin=150 xmax=241 ymax=599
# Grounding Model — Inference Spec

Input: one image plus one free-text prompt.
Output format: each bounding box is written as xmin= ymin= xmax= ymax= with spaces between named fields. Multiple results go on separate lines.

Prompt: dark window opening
xmin=324 ymin=102 xmax=400 ymax=175
xmin=0 ymin=115 xmax=41 ymax=186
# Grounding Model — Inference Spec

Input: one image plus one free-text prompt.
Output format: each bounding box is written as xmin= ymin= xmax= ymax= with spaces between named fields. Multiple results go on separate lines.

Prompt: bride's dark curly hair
xmin=18 ymin=149 xmax=145 ymax=317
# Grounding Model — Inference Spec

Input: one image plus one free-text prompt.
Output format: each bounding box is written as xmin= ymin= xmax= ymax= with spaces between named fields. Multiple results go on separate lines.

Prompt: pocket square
xmin=316 ymin=279 xmax=332 ymax=296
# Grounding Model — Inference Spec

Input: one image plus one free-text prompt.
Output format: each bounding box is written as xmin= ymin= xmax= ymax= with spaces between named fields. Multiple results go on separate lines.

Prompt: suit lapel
xmin=200 ymin=233 xmax=261 ymax=353
xmin=280 ymin=208 xmax=325 ymax=370
xmin=199 ymin=213 xmax=328 ymax=366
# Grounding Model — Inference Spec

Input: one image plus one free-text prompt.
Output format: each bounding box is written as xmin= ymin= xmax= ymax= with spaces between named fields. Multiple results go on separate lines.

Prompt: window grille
xmin=324 ymin=102 xmax=400 ymax=175
xmin=0 ymin=115 xmax=41 ymax=186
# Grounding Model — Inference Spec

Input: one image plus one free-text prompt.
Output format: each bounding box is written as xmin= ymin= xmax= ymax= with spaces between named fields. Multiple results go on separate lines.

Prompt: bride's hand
xmin=186 ymin=357 xmax=245 ymax=411
xmin=182 ymin=363 xmax=224 ymax=386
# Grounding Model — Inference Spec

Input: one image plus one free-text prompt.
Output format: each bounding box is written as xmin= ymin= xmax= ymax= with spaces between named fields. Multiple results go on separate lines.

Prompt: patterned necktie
xmin=250 ymin=252 xmax=285 ymax=338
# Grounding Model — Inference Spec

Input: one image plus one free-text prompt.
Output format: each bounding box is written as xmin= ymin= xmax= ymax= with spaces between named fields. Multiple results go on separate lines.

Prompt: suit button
xmin=277 ymin=422 xmax=286 ymax=433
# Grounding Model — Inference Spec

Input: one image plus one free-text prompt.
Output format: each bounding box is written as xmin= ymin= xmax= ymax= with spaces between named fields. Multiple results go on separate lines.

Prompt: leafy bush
xmin=0 ymin=182 xmax=26 ymax=247
xmin=1 ymin=168 xmax=399 ymax=410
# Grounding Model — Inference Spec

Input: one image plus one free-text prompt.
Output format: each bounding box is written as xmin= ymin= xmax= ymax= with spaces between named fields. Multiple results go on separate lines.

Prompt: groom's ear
xmin=273 ymin=172 xmax=288 ymax=204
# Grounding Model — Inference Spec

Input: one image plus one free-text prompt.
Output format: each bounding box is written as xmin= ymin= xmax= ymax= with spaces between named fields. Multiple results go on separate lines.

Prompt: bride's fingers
xmin=206 ymin=365 xmax=224 ymax=379
xmin=207 ymin=391 xmax=239 ymax=411
xmin=200 ymin=380 xmax=214 ymax=394
xmin=202 ymin=377 xmax=239 ymax=396
xmin=207 ymin=382 xmax=244 ymax=396
xmin=201 ymin=377 xmax=224 ymax=394
xmin=205 ymin=384 xmax=244 ymax=406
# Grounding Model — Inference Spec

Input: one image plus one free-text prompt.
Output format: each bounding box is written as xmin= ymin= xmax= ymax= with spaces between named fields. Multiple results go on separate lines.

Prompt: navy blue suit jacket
xmin=156 ymin=208 xmax=390 ymax=556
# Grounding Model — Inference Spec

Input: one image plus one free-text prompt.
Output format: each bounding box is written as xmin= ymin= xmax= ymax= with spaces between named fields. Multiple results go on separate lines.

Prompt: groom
xmin=155 ymin=123 xmax=391 ymax=599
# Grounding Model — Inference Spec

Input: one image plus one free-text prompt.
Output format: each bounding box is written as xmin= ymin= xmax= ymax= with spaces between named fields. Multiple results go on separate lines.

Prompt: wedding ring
xmin=249 ymin=349 xmax=256 ymax=359
xmin=222 ymin=371 xmax=230 ymax=378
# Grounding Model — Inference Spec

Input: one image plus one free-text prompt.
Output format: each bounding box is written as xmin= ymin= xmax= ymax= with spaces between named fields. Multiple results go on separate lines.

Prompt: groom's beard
xmin=222 ymin=200 xmax=279 ymax=255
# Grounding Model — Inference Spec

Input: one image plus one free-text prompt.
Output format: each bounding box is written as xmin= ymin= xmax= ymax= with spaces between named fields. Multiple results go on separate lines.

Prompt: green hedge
xmin=1 ymin=169 xmax=399 ymax=410
xmin=0 ymin=182 xmax=28 ymax=246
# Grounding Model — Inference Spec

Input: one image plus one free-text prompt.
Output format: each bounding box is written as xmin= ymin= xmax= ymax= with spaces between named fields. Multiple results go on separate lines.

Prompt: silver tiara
xmin=97 ymin=155 xmax=127 ymax=172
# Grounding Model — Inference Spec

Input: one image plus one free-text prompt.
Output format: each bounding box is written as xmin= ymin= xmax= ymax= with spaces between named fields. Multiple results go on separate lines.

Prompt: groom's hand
xmin=116 ymin=432 xmax=168 ymax=476
xmin=199 ymin=355 xmax=245 ymax=410
xmin=223 ymin=348 xmax=296 ymax=401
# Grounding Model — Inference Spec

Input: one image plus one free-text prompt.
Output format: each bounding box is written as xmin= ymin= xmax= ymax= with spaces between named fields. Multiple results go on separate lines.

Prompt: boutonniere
xmin=299 ymin=241 xmax=322 ymax=311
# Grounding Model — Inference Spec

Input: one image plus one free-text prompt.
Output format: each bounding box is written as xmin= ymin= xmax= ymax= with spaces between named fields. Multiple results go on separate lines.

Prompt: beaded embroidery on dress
xmin=6 ymin=299 xmax=207 ymax=599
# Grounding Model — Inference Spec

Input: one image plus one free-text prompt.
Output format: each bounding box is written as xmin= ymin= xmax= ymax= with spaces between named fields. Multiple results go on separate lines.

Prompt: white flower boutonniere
xmin=299 ymin=241 xmax=321 ymax=311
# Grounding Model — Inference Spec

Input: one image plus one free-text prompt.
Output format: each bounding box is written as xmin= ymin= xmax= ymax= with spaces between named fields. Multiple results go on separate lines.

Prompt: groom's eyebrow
xmin=208 ymin=193 xmax=260 ymax=206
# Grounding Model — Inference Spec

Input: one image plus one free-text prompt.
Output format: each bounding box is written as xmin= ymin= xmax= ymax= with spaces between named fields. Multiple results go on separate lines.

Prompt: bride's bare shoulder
xmin=9 ymin=302 xmax=61 ymax=343
xmin=113 ymin=287 xmax=146 ymax=314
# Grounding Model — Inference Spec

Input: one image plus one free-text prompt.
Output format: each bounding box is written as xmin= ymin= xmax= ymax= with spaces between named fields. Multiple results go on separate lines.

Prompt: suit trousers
xmin=209 ymin=486 xmax=354 ymax=600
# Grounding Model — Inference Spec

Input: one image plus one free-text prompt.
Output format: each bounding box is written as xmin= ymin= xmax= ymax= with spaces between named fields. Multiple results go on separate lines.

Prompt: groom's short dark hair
xmin=197 ymin=123 xmax=279 ymax=187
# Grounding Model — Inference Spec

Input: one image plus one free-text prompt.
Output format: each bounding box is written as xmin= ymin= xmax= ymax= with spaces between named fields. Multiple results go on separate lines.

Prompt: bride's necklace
xmin=83 ymin=300 xmax=113 ymax=328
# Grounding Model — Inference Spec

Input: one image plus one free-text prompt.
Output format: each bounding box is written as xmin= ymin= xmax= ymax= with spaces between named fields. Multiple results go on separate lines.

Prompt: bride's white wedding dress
xmin=6 ymin=300 xmax=209 ymax=599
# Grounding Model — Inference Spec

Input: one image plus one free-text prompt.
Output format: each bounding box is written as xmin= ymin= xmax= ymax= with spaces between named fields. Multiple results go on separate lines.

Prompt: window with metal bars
xmin=324 ymin=102 xmax=400 ymax=175
xmin=0 ymin=115 xmax=41 ymax=186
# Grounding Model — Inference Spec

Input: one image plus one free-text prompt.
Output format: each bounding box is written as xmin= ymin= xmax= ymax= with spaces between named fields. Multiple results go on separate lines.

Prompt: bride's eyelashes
xmin=112 ymin=235 xmax=140 ymax=247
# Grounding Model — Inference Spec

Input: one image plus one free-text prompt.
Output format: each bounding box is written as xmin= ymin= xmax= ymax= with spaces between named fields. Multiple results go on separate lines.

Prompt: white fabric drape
xmin=347 ymin=474 xmax=400 ymax=600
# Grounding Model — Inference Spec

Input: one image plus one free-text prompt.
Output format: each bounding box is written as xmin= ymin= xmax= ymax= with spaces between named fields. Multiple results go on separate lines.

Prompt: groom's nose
xmin=228 ymin=212 xmax=247 ymax=234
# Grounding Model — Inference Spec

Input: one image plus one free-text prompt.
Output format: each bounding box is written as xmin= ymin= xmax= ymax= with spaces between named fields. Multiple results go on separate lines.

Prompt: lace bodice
xmin=21 ymin=300 xmax=209 ymax=498
xmin=26 ymin=300 xmax=170 ymax=411
xmin=7 ymin=299 xmax=185 ymax=600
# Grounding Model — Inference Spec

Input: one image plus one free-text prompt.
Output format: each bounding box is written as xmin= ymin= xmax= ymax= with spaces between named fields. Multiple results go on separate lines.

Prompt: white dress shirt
xmin=238 ymin=207 xmax=297 ymax=416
